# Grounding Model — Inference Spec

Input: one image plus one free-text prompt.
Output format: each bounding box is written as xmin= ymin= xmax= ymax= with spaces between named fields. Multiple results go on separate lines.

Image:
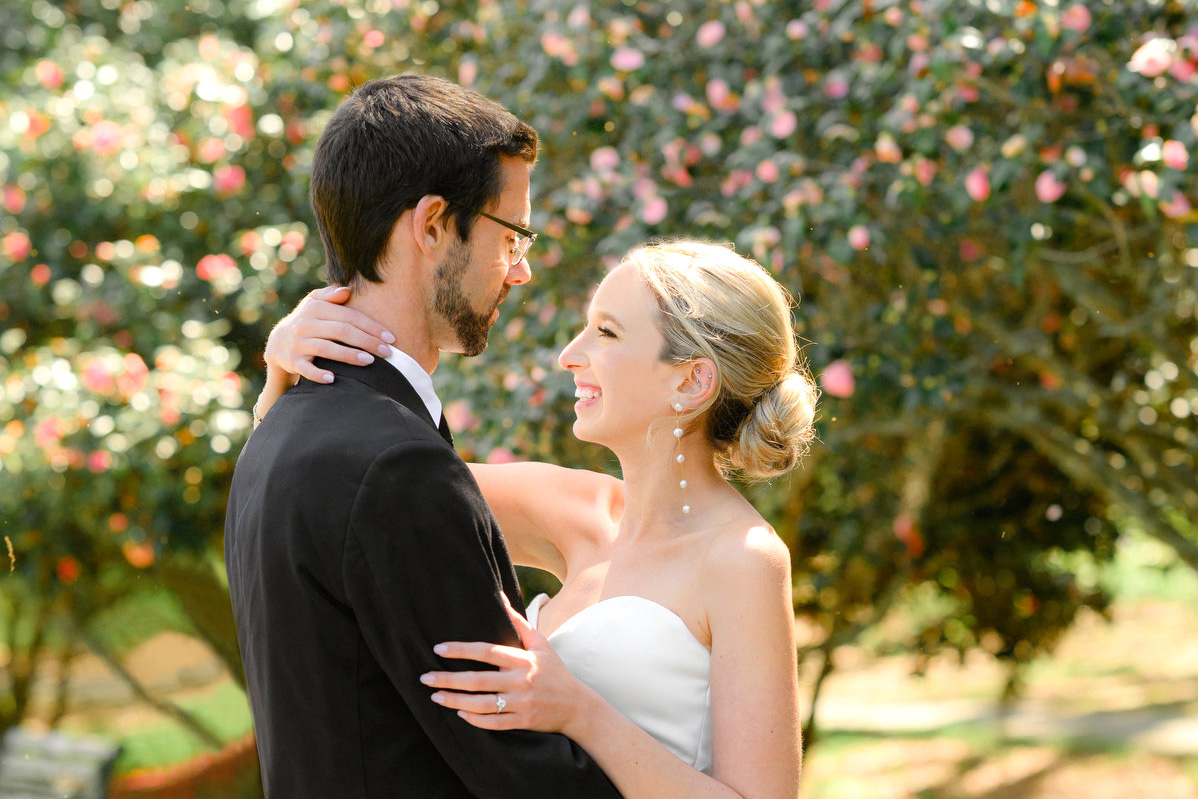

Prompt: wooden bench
xmin=0 ymin=728 xmax=120 ymax=799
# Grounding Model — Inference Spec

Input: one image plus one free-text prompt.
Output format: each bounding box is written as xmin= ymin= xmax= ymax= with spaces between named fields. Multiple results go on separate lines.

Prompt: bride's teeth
xmin=575 ymin=387 xmax=600 ymax=400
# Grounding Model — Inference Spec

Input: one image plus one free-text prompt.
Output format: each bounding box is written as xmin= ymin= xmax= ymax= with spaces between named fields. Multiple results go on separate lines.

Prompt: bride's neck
xmin=614 ymin=437 xmax=726 ymax=540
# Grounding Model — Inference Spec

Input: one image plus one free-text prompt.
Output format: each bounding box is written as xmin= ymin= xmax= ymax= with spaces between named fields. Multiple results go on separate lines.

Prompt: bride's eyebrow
xmin=593 ymin=310 xmax=625 ymax=331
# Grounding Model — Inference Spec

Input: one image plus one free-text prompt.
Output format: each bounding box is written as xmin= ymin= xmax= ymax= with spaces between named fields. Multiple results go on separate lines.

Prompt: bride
xmin=257 ymin=240 xmax=817 ymax=799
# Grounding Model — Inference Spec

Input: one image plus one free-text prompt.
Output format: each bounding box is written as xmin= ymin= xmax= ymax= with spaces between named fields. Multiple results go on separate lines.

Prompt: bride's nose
xmin=558 ymin=331 xmax=587 ymax=370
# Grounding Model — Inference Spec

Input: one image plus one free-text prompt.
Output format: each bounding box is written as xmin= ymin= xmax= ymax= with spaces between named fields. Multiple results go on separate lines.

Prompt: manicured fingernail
xmin=357 ymin=352 xmax=374 ymax=365
xmin=419 ymin=673 xmax=434 ymax=684
xmin=378 ymin=344 xmax=392 ymax=357
xmin=433 ymin=644 xmax=448 ymax=655
xmin=430 ymin=693 xmax=445 ymax=704
xmin=381 ymin=331 xmax=396 ymax=344
xmin=321 ymin=373 xmax=334 ymax=384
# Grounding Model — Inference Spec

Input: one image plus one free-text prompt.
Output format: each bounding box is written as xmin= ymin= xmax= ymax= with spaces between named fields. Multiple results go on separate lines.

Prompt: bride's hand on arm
xmin=421 ymin=596 xmax=769 ymax=799
xmin=254 ymin=285 xmax=395 ymax=422
xmin=420 ymin=595 xmax=602 ymax=737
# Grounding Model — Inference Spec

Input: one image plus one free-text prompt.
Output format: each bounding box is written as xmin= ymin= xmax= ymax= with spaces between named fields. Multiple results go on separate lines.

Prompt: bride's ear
xmin=673 ymin=358 xmax=718 ymax=409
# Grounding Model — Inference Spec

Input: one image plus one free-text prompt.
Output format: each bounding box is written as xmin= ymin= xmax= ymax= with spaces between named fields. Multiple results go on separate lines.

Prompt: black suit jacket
xmin=225 ymin=357 xmax=620 ymax=798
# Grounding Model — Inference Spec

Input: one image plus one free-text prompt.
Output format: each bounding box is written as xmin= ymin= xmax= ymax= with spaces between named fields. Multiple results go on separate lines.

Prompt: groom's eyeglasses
xmin=477 ymin=211 xmax=537 ymax=266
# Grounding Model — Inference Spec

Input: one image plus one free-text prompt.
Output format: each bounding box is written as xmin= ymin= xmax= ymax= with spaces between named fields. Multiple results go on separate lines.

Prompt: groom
xmin=224 ymin=75 xmax=620 ymax=798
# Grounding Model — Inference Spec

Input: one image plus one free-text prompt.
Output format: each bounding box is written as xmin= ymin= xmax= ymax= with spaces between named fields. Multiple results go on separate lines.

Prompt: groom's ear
xmin=673 ymin=358 xmax=718 ymax=408
xmin=410 ymin=195 xmax=452 ymax=259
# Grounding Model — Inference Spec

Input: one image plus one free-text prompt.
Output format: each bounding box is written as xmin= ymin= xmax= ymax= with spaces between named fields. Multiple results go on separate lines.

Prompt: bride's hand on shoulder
xmin=266 ymin=285 xmax=395 ymax=385
xmin=421 ymin=594 xmax=594 ymax=736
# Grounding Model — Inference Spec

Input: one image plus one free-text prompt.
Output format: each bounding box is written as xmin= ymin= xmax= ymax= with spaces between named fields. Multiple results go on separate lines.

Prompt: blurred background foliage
xmin=0 ymin=0 xmax=1196 ymax=751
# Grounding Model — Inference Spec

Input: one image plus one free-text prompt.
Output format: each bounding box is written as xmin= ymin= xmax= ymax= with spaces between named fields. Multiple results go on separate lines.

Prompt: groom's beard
xmin=434 ymin=240 xmax=507 ymax=357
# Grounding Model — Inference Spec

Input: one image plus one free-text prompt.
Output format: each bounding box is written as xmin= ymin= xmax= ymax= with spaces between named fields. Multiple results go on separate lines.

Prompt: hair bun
xmin=726 ymin=370 xmax=819 ymax=480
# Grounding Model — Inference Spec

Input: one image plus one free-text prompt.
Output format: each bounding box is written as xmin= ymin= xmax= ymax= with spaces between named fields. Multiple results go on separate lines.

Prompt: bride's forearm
xmin=563 ymin=690 xmax=745 ymax=799
xmin=252 ymin=364 xmax=298 ymax=426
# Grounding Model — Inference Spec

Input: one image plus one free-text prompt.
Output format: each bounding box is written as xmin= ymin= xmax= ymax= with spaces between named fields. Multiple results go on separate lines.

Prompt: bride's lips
xmin=573 ymin=382 xmax=601 ymax=410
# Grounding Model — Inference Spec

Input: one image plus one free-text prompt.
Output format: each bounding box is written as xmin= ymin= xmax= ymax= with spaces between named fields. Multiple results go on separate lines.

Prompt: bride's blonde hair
xmin=625 ymin=240 xmax=819 ymax=480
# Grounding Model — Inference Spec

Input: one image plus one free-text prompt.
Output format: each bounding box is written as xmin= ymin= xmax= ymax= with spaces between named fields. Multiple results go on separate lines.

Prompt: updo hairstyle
xmin=626 ymin=240 xmax=819 ymax=480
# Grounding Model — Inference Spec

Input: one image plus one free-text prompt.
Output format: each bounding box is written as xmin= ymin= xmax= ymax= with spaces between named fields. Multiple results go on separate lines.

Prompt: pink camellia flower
xmin=824 ymin=76 xmax=850 ymax=99
xmin=1060 ymin=4 xmax=1092 ymax=33
xmin=82 ymin=358 xmax=116 ymax=394
xmin=610 ymin=47 xmax=644 ymax=72
xmin=3 ymin=231 xmax=31 ymax=261
xmin=1171 ymin=58 xmax=1197 ymax=82
xmin=2 ymin=186 xmax=25 ymax=214
xmin=88 ymin=450 xmax=113 ymax=474
xmin=847 ymin=225 xmax=870 ymax=251
xmin=443 ymin=399 xmax=479 ymax=432
xmin=91 ymin=120 xmax=123 ymax=157
xmin=1161 ymin=191 xmax=1192 ymax=219
xmin=1129 ymin=37 xmax=1175 ymax=78
xmin=1139 ymin=170 xmax=1160 ymax=198
xmin=541 ymin=32 xmax=569 ymax=57
xmin=590 ymin=146 xmax=620 ymax=173
xmin=198 ymin=137 xmax=226 ymax=163
xmin=786 ymin=20 xmax=808 ymax=39
xmin=36 ymin=59 xmax=64 ymax=89
xmin=720 ymin=169 xmax=754 ymax=197
xmin=196 ymin=253 xmax=238 ymax=281
xmin=770 ymin=110 xmax=797 ymax=139
xmin=224 ymin=105 xmax=255 ymax=141
xmin=458 ymin=60 xmax=478 ymax=86
xmin=965 ymin=165 xmax=991 ymax=201
xmin=214 ymin=164 xmax=247 ymax=196
xmin=117 ymin=353 xmax=149 ymax=397
xmin=640 ymin=196 xmax=668 ymax=225
xmin=706 ymin=79 xmax=739 ymax=111
xmin=34 ymin=418 xmax=63 ymax=450
xmin=696 ymin=20 xmax=725 ymax=48
xmin=821 ymin=359 xmax=855 ymax=398
xmin=1035 ymin=171 xmax=1066 ymax=203
xmin=282 ymin=230 xmax=305 ymax=251
xmin=756 ymin=160 xmax=780 ymax=183
xmin=945 ymin=124 xmax=974 ymax=152
xmin=1162 ymin=139 xmax=1189 ymax=170
xmin=914 ymin=157 xmax=937 ymax=186
xmin=485 ymin=446 xmax=520 ymax=464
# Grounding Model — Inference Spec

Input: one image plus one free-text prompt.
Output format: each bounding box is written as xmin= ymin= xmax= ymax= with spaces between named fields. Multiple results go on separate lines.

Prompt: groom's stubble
xmin=433 ymin=238 xmax=509 ymax=357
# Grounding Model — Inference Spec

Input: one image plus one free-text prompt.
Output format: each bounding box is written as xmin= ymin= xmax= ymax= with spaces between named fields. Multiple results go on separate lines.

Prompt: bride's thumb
xmin=501 ymin=592 xmax=539 ymax=649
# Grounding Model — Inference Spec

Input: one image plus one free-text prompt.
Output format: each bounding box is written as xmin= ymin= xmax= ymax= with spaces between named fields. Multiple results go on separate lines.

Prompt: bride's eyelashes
xmin=597 ymin=325 xmax=617 ymax=339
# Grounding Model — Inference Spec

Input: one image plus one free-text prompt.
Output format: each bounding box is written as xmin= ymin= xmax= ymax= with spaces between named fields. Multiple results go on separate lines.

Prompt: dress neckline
xmin=529 ymin=594 xmax=711 ymax=652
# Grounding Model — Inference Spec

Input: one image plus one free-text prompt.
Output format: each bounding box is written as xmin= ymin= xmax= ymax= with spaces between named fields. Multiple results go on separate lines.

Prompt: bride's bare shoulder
xmin=702 ymin=516 xmax=792 ymax=595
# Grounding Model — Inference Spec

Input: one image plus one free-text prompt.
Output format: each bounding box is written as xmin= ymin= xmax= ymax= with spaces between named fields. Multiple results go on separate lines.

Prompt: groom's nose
xmin=506 ymin=256 xmax=532 ymax=286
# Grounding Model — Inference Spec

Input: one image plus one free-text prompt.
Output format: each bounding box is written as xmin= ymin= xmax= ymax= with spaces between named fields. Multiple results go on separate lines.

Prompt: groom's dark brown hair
xmin=310 ymin=74 xmax=538 ymax=287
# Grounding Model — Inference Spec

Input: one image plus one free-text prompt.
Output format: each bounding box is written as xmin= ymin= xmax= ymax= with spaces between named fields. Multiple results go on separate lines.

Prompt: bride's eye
xmin=597 ymin=326 xmax=617 ymax=339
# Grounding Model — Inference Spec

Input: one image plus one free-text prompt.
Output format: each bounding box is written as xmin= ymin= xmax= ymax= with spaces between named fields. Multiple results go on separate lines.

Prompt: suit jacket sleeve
xmin=342 ymin=438 xmax=621 ymax=799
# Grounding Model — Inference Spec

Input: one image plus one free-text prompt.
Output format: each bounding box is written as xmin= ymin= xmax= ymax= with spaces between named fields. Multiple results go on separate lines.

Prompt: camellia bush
xmin=1 ymin=0 xmax=1196 ymax=748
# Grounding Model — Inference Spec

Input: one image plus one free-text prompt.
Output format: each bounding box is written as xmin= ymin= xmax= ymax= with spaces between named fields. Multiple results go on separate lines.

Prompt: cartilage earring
xmin=673 ymin=402 xmax=690 ymax=514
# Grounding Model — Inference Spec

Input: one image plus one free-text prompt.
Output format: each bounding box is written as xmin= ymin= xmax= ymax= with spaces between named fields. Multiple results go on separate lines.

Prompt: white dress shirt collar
xmin=381 ymin=347 xmax=442 ymax=425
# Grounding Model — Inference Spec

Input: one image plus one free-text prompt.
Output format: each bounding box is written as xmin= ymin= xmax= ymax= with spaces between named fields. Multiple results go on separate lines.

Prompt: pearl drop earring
xmin=673 ymin=401 xmax=690 ymax=514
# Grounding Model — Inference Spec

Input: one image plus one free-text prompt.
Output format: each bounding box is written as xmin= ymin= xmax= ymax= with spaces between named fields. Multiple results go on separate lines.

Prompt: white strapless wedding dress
xmin=526 ymin=593 xmax=713 ymax=774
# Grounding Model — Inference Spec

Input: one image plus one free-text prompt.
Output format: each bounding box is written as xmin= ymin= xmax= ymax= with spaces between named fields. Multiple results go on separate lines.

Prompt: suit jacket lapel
xmin=315 ymin=356 xmax=450 ymax=444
